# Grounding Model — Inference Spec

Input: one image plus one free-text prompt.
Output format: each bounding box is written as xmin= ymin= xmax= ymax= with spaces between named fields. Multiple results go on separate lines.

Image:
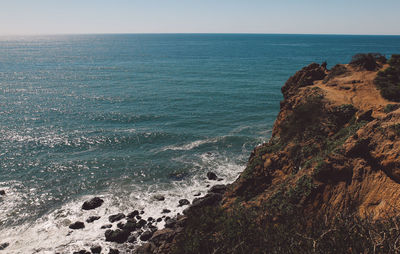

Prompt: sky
xmin=1 ymin=0 xmax=400 ymax=36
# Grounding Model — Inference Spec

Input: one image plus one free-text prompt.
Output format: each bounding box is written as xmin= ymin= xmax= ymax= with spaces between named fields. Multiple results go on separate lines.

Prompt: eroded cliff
xmin=137 ymin=54 xmax=400 ymax=254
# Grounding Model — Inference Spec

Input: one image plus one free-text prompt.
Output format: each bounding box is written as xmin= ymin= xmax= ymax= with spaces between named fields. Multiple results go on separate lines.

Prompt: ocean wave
xmin=161 ymin=138 xmax=218 ymax=151
xmin=0 ymin=152 xmax=245 ymax=253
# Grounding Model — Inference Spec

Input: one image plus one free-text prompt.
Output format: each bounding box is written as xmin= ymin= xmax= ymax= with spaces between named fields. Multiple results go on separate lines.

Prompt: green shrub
xmin=388 ymin=54 xmax=400 ymax=67
xmin=390 ymin=124 xmax=400 ymax=136
xmin=374 ymin=55 xmax=400 ymax=102
xmin=384 ymin=104 xmax=399 ymax=113
xmin=172 ymin=204 xmax=400 ymax=254
xmin=350 ymin=53 xmax=386 ymax=71
xmin=280 ymin=93 xmax=324 ymax=141
xmin=324 ymin=64 xmax=348 ymax=83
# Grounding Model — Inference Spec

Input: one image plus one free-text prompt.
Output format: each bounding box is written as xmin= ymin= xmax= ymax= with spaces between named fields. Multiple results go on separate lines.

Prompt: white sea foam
xmin=161 ymin=138 xmax=218 ymax=151
xmin=0 ymin=153 xmax=245 ymax=253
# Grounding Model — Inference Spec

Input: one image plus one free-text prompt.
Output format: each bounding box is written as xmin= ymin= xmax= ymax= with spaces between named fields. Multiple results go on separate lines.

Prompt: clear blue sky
xmin=1 ymin=0 xmax=399 ymax=35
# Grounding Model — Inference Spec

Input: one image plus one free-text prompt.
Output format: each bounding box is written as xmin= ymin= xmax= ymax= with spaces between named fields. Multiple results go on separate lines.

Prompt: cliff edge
xmin=137 ymin=54 xmax=400 ymax=254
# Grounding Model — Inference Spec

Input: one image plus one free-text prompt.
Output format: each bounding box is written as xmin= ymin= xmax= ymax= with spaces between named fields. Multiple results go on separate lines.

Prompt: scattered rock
xmin=137 ymin=219 xmax=147 ymax=228
xmin=156 ymin=217 xmax=162 ymax=222
xmin=184 ymin=193 xmax=223 ymax=215
xmin=149 ymin=225 xmax=158 ymax=232
xmin=105 ymin=229 xmax=129 ymax=243
xmin=164 ymin=218 xmax=176 ymax=229
xmin=73 ymin=250 xmax=90 ymax=254
xmin=208 ymin=184 xmax=227 ymax=194
xmin=162 ymin=209 xmax=171 ymax=214
xmin=178 ymin=199 xmax=190 ymax=206
xmin=101 ymin=224 xmax=112 ymax=229
xmin=152 ymin=194 xmax=165 ymax=201
xmin=109 ymin=213 xmax=125 ymax=223
xmin=69 ymin=221 xmax=85 ymax=230
xmin=168 ymin=171 xmax=188 ymax=181
xmin=109 ymin=249 xmax=120 ymax=254
xmin=127 ymin=210 xmax=139 ymax=218
xmin=90 ymin=245 xmax=102 ymax=254
xmin=86 ymin=216 xmax=101 ymax=223
xmin=117 ymin=222 xmax=124 ymax=229
xmin=0 ymin=190 xmax=5 ymax=196
xmin=127 ymin=234 xmax=137 ymax=243
xmin=147 ymin=217 xmax=153 ymax=221
xmin=136 ymin=215 xmax=142 ymax=220
xmin=127 ymin=217 xmax=137 ymax=223
xmin=140 ymin=230 xmax=154 ymax=241
xmin=207 ymin=172 xmax=218 ymax=180
xmin=122 ymin=221 xmax=137 ymax=232
xmin=82 ymin=197 xmax=104 ymax=210
xmin=0 ymin=242 xmax=9 ymax=250
xmin=140 ymin=210 xmax=145 ymax=214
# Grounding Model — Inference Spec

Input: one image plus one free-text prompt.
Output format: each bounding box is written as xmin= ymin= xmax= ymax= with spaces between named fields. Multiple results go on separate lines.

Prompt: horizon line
xmin=1 ymin=32 xmax=400 ymax=37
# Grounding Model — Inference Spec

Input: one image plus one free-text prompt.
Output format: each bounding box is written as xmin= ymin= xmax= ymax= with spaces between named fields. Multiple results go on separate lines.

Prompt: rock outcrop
xmin=135 ymin=54 xmax=400 ymax=253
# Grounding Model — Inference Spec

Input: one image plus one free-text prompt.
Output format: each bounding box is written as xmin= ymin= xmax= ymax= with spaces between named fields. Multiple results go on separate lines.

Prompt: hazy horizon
xmin=1 ymin=0 xmax=400 ymax=36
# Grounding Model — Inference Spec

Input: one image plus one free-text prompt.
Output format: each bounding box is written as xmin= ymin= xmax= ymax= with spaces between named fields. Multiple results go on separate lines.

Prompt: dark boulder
xmin=82 ymin=197 xmax=104 ymax=210
xmin=109 ymin=213 xmax=125 ymax=223
xmin=127 ymin=234 xmax=137 ymax=243
xmin=192 ymin=193 xmax=222 ymax=207
xmin=208 ymin=184 xmax=227 ymax=194
xmin=109 ymin=249 xmax=120 ymax=254
xmin=73 ymin=250 xmax=90 ymax=254
xmin=178 ymin=199 xmax=190 ymax=206
xmin=0 ymin=242 xmax=9 ymax=250
xmin=140 ymin=230 xmax=154 ymax=241
xmin=164 ymin=218 xmax=176 ymax=229
xmin=90 ymin=245 xmax=102 ymax=254
xmin=149 ymin=225 xmax=158 ymax=232
xmin=152 ymin=194 xmax=165 ymax=201
xmin=101 ymin=224 xmax=112 ymax=229
xmin=127 ymin=210 xmax=139 ymax=218
xmin=86 ymin=216 xmax=101 ymax=223
xmin=122 ymin=221 xmax=137 ymax=232
xmin=184 ymin=193 xmax=223 ymax=215
xmin=69 ymin=221 xmax=85 ymax=230
xmin=0 ymin=190 xmax=5 ymax=195
xmin=105 ymin=229 xmax=129 ymax=243
xmin=117 ymin=222 xmax=124 ymax=229
xmin=207 ymin=172 xmax=218 ymax=180
xmin=194 ymin=192 xmax=201 ymax=196
xmin=161 ymin=209 xmax=171 ymax=214
xmin=137 ymin=219 xmax=147 ymax=228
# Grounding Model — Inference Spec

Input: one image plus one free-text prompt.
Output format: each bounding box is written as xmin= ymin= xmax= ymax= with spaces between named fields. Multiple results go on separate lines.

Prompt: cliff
xmin=136 ymin=54 xmax=400 ymax=254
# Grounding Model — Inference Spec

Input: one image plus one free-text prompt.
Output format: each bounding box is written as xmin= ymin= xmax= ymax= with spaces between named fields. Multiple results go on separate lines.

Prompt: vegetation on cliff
xmin=375 ymin=54 xmax=400 ymax=102
xmin=146 ymin=54 xmax=400 ymax=254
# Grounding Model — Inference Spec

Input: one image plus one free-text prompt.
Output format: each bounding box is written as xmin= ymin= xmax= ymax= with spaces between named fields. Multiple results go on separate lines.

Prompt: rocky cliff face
xmin=227 ymin=54 xmax=400 ymax=220
xmin=136 ymin=54 xmax=400 ymax=254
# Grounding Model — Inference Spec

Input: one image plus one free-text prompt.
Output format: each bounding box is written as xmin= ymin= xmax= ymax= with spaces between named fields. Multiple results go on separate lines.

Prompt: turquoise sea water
xmin=1 ymin=34 xmax=400 ymax=252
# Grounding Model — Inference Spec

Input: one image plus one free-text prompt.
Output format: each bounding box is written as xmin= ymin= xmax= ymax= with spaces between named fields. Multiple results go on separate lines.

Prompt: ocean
xmin=1 ymin=34 xmax=400 ymax=253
